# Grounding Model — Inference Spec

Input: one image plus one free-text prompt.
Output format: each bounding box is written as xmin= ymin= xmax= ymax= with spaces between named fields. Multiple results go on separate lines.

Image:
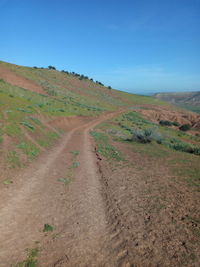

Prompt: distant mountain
xmin=154 ymin=91 xmax=200 ymax=113
xmin=154 ymin=91 xmax=200 ymax=105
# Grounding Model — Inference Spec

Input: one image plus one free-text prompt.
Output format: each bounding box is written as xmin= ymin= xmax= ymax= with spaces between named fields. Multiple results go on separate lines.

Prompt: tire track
xmin=0 ymin=110 xmax=130 ymax=266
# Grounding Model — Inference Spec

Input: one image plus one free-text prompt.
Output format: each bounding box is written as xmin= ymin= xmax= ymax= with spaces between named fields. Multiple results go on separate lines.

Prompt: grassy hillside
xmin=1 ymin=61 xmax=200 ymax=265
xmin=90 ymin=110 xmax=200 ymax=265
xmin=1 ymin=60 xmax=199 ymax=176
xmin=0 ymin=60 xmax=164 ymax=177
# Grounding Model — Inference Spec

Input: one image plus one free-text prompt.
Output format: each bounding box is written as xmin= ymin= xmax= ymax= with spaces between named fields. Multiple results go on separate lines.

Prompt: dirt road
xmin=0 ymin=111 xmax=129 ymax=266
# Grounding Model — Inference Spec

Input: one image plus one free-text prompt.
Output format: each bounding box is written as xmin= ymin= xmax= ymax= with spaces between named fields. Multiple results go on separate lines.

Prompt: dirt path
xmin=0 ymin=111 xmax=128 ymax=267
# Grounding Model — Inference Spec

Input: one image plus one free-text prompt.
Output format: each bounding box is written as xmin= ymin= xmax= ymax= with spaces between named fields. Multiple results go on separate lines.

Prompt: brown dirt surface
xmin=0 ymin=63 xmax=47 ymax=95
xmin=138 ymin=105 xmax=200 ymax=128
xmin=1 ymin=109 xmax=200 ymax=266
xmin=96 ymin=139 xmax=200 ymax=266
xmin=0 ymin=111 xmax=125 ymax=267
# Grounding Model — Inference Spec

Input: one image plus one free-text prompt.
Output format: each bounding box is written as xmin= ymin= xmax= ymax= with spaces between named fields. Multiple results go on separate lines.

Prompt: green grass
xmin=3 ymin=179 xmax=13 ymax=185
xmin=43 ymin=224 xmax=53 ymax=232
xmin=15 ymin=248 xmax=39 ymax=267
xmin=16 ymin=142 xmax=40 ymax=160
xmin=21 ymin=121 xmax=35 ymax=131
xmin=94 ymin=111 xmax=200 ymax=191
xmin=104 ymin=111 xmax=200 ymax=157
xmin=72 ymin=162 xmax=80 ymax=168
xmin=178 ymin=103 xmax=200 ymax=114
xmin=90 ymin=131 xmax=124 ymax=161
xmin=7 ymin=151 xmax=21 ymax=168
xmin=70 ymin=150 xmax=80 ymax=157
xmin=58 ymin=177 xmax=71 ymax=185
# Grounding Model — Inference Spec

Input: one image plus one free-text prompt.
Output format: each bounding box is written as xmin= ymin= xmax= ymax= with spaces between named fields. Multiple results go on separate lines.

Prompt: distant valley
xmin=154 ymin=91 xmax=200 ymax=113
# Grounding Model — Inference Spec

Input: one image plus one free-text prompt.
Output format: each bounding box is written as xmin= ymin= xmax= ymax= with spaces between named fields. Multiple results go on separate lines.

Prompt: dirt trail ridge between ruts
xmin=0 ymin=110 xmax=130 ymax=267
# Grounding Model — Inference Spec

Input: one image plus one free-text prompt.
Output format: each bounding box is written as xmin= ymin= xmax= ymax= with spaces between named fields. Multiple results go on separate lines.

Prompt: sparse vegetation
xmin=90 ymin=131 xmax=123 ymax=161
xmin=179 ymin=124 xmax=191 ymax=131
xmin=159 ymin=120 xmax=180 ymax=127
xmin=15 ymin=248 xmax=39 ymax=267
xmin=58 ymin=177 xmax=71 ymax=185
xmin=43 ymin=224 xmax=53 ymax=232
xmin=131 ymin=128 xmax=163 ymax=144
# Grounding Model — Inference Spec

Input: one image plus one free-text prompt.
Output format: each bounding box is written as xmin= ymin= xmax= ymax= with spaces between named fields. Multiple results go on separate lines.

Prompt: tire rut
xmin=0 ymin=111 xmax=129 ymax=267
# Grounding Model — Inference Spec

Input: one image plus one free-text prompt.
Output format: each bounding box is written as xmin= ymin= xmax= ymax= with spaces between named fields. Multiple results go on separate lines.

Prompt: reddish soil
xmin=0 ymin=109 xmax=200 ymax=266
xmin=96 ymin=140 xmax=200 ymax=266
xmin=0 ymin=111 xmax=125 ymax=267
xmin=0 ymin=64 xmax=47 ymax=95
xmin=138 ymin=106 xmax=200 ymax=129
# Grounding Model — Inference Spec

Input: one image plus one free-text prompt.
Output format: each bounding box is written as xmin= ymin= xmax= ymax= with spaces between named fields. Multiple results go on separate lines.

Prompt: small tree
xmin=48 ymin=65 xmax=56 ymax=70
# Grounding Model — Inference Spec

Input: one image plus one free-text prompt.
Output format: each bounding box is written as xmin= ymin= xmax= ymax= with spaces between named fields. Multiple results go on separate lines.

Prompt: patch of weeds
xmin=21 ymin=121 xmax=35 ymax=131
xmin=7 ymin=151 xmax=21 ymax=168
xmin=70 ymin=150 xmax=80 ymax=157
xmin=5 ymin=124 xmax=21 ymax=137
xmin=58 ymin=177 xmax=71 ymax=185
xmin=46 ymin=131 xmax=60 ymax=140
xmin=17 ymin=108 xmax=32 ymax=113
xmin=168 ymin=139 xmax=200 ymax=156
xmin=15 ymin=247 xmax=39 ymax=267
xmin=72 ymin=162 xmax=80 ymax=168
xmin=131 ymin=128 xmax=163 ymax=144
xmin=159 ymin=120 xmax=180 ymax=127
xmin=3 ymin=179 xmax=13 ymax=185
xmin=29 ymin=117 xmax=42 ymax=125
xmin=43 ymin=224 xmax=53 ymax=232
xmin=90 ymin=131 xmax=124 ymax=161
xmin=16 ymin=142 xmax=40 ymax=160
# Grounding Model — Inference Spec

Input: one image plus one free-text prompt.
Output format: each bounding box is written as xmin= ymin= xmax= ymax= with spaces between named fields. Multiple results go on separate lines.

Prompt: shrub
xmin=159 ymin=120 xmax=173 ymax=126
xmin=131 ymin=128 xmax=163 ymax=144
xmin=179 ymin=124 xmax=191 ymax=131
xmin=48 ymin=65 xmax=56 ymax=70
xmin=172 ymin=121 xmax=180 ymax=127
xmin=168 ymin=138 xmax=200 ymax=155
xmin=21 ymin=121 xmax=35 ymax=130
xmin=159 ymin=120 xmax=180 ymax=127
xmin=169 ymin=139 xmax=191 ymax=152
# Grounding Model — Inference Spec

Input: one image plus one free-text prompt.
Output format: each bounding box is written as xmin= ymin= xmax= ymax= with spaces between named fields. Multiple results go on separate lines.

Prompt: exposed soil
xmin=0 ymin=109 xmax=200 ymax=266
xmin=0 ymin=63 xmax=47 ymax=95
xmin=97 ymin=140 xmax=200 ymax=266
xmin=0 ymin=111 xmax=126 ymax=267
xmin=138 ymin=106 xmax=200 ymax=129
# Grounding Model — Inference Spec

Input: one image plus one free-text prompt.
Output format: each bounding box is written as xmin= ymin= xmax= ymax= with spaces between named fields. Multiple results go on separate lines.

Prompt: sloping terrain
xmin=0 ymin=60 xmax=163 ymax=182
xmin=154 ymin=91 xmax=200 ymax=113
xmin=0 ymin=61 xmax=200 ymax=266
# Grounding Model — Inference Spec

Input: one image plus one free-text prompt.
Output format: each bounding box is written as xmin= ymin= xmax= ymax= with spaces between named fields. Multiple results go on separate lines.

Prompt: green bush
xmin=172 ymin=121 xmax=180 ymax=127
xmin=179 ymin=124 xmax=191 ymax=131
xmin=131 ymin=128 xmax=163 ymax=144
xmin=168 ymin=139 xmax=200 ymax=155
xmin=159 ymin=120 xmax=173 ymax=126
xmin=159 ymin=120 xmax=180 ymax=127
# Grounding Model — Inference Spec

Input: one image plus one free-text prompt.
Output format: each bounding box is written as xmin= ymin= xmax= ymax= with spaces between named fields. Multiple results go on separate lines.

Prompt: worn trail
xmin=0 ymin=111 xmax=129 ymax=267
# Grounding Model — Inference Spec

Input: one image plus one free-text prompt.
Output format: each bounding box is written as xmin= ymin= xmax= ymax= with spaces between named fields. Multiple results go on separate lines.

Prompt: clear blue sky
xmin=1 ymin=0 xmax=200 ymax=94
